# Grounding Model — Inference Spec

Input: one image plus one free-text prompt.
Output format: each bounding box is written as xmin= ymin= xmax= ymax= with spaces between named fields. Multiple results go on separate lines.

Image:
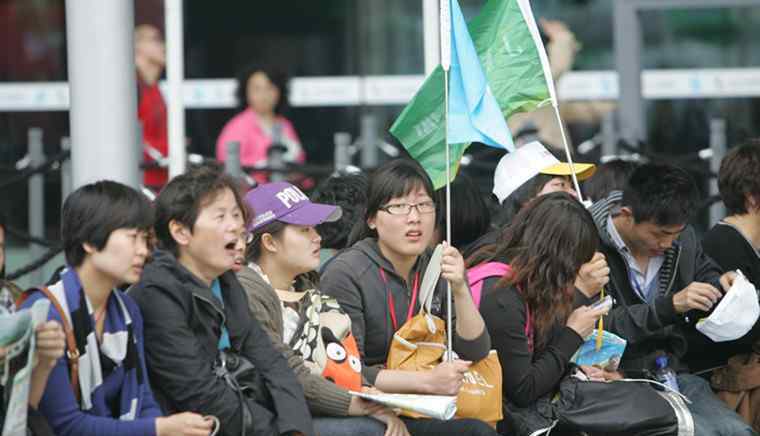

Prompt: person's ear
xmin=261 ymin=233 xmax=279 ymax=254
xmin=367 ymin=215 xmax=377 ymax=231
xmin=169 ymin=220 xmax=192 ymax=247
xmin=619 ymin=206 xmax=634 ymax=220
xmin=747 ymin=195 xmax=760 ymax=214
xmin=82 ymin=242 xmax=98 ymax=255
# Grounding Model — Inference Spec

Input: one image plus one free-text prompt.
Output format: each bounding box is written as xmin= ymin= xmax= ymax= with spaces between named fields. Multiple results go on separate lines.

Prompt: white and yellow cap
xmin=539 ymin=162 xmax=596 ymax=180
xmin=493 ymin=141 xmax=595 ymax=204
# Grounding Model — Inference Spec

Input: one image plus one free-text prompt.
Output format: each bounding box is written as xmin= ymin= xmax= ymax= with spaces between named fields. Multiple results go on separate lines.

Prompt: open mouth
xmin=406 ymin=230 xmax=423 ymax=240
xmin=224 ymin=241 xmax=238 ymax=259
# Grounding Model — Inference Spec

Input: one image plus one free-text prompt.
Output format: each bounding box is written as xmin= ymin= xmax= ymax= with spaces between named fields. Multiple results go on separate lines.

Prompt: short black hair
xmin=622 ymin=163 xmax=699 ymax=226
xmin=235 ymin=63 xmax=288 ymax=114
xmin=435 ymin=173 xmax=491 ymax=248
xmin=311 ymin=173 xmax=369 ymax=250
xmin=718 ymin=140 xmax=760 ymax=216
xmin=62 ymin=180 xmax=153 ymax=267
xmin=154 ymin=166 xmax=245 ymax=256
xmin=583 ymin=159 xmax=639 ymax=203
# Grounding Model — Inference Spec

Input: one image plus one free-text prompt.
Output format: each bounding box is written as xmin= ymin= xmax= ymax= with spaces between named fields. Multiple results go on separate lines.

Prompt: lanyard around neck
xmin=379 ymin=268 xmax=420 ymax=331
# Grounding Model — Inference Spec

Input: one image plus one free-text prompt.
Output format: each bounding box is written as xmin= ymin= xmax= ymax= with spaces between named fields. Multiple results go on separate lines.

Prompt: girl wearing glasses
xmin=321 ymin=159 xmax=496 ymax=436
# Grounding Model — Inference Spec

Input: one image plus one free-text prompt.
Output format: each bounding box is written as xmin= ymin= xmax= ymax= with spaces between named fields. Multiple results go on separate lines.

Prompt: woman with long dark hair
xmin=467 ymin=192 xmax=608 ymax=435
xmin=321 ymin=159 xmax=496 ymax=436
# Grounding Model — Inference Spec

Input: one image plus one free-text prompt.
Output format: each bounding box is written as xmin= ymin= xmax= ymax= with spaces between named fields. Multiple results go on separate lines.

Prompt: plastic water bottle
xmin=654 ymin=355 xmax=680 ymax=393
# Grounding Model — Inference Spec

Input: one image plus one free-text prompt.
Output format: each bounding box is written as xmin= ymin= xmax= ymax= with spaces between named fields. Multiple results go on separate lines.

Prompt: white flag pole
xmin=440 ymin=0 xmax=453 ymax=363
xmin=552 ymin=105 xmax=585 ymax=204
xmin=515 ymin=0 xmax=584 ymax=204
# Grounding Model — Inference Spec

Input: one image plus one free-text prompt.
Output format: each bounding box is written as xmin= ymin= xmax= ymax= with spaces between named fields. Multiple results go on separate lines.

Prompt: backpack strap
xmin=17 ymin=287 xmax=80 ymax=402
xmin=466 ymin=262 xmax=511 ymax=308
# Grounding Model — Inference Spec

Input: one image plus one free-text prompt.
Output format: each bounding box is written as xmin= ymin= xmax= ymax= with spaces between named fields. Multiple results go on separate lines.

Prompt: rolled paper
xmin=350 ymin=391 xmax=457 ymax=420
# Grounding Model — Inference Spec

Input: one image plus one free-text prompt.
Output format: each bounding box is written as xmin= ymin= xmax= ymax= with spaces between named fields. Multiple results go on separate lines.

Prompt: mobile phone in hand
xmin=591 ymin=295 xmax=612 ymax=312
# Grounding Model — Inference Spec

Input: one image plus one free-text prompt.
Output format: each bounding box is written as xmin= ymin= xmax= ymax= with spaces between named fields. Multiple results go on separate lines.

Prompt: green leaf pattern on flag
xmin=390 ymin=0 xmax=550 ymax=189
xmin=390 ymin=68 xmax=468 ymax=189
xmin=469 ymin=0 xmax=552 ymax=117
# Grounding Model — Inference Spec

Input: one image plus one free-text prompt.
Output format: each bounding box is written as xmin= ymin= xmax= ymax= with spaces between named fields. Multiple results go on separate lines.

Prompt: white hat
xmin=492 ymin=141 xmax=595 ymax=204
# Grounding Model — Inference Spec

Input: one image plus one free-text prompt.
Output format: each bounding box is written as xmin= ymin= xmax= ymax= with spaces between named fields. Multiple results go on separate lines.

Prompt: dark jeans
xmin=313 ymin=416 xmax=386 ymax=436
xmin=401 ymin=416 xmax=498 ymax=436
xmin=678 ymin=373 xmax=757 ymax=436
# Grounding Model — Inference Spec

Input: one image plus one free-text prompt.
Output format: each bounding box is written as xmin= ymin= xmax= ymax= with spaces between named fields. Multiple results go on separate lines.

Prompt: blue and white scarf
xmin=48 ymin=268 xmax=143 ymax=420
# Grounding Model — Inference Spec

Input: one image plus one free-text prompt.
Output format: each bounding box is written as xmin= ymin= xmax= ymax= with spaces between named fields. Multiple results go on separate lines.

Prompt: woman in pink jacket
xmin=216 ymin=65 xmax=305 ymax=184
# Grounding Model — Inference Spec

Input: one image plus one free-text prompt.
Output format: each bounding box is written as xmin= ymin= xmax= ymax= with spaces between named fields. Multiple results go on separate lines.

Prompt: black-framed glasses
xmin=379 ymin=201 xmax=436 ymax=216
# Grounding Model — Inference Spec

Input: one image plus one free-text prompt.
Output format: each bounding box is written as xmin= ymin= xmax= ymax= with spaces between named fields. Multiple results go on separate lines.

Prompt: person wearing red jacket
xmin=135 ymin=24 xmax=168 ymax=189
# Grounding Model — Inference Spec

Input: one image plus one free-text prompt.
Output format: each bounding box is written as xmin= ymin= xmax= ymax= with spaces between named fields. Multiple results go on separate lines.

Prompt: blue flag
xmin=447 ymin=0 xmax=514 ymax=151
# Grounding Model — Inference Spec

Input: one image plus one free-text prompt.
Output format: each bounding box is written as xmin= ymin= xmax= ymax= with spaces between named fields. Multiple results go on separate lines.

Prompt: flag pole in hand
xmin=440 ymin=0 xmax=454 ymax=363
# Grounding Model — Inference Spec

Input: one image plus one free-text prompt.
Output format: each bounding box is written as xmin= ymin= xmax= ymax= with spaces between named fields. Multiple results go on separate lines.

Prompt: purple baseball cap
xmin=245 ymin=181 xmax=342 ymax=231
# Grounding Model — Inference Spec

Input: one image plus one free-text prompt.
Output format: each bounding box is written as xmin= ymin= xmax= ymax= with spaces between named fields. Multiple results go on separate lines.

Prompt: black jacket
xmin=688 ymin=222 xmax=760 ymax=372
xmin=130 ymin=250 xmax=313 ymax=436
xmin=585 ymin=192 xmax=723 ymax=373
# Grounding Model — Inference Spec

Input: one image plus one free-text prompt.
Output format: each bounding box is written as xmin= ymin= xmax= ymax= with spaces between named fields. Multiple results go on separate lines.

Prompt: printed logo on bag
xmin=463 ymin=370 xmax=494 ymax=389
xmin=275 ymin=186 xmax=308 ymax=209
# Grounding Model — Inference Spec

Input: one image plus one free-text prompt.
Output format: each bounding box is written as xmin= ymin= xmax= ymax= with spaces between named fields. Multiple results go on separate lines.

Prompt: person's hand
xmin=348 ymin=394 xmax=385 ymax=416
xmin=580 ymin=365 xmax=623 ymax=382
xmin=362 ymin=385 xmax=384 ymax=395
xmin=539 ymin=18 xmax=572 ymax=41
xmin=156 ymin=412 xmax=214 ymax=436
xmin=440 ymin=242 xmax=467 ymax=295
xmin=35 ymin=321 xmax=66 ymax=370
xmin=371 ymin=408 xmax=410 ymax=436
xmin=424 ymin=359 xmax=471 ymax=395
xmin=579 ymin=365 xmax=606 ymax=381
xmin=566 ymin=305 xmax=608 ymax=338
xmin=720 ymin=271 xmax=738 ymax=293
xmin=672 ymin=282 xmax=722 ymax=313
xmin=575 ymin=252 xmax=610 ymax=298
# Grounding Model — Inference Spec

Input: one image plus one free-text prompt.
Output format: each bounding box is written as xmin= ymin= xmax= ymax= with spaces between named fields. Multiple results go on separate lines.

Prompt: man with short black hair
xmin=586 ymin=163 xmax=754 ymax=435
xmin=131 ymin=166 xmax=314 ymax=436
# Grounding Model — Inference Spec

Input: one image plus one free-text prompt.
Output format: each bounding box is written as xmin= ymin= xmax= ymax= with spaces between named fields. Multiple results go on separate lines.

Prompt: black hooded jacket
xmin=130 ymin=250 xmax=313 ymax=436
xmin=585 ymin=192 xmax=723 ymax=373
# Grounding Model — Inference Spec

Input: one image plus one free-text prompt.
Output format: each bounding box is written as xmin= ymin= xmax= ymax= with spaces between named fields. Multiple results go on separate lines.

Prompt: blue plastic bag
xmin=571 ymin=330 xmax=626 ymax=371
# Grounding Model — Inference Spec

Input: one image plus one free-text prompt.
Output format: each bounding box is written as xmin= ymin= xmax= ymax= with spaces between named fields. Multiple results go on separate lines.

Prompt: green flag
xmin=390 ymin=0 xmax=555 ymax=189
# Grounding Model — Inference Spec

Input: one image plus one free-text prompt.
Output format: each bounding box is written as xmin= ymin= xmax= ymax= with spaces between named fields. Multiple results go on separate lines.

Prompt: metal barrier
xmin=27 ymin=128 xmax=46 ymax=285
xmin=708 ymin=119 xmax=727 ymax=226
xmin=0 ymin=114 xmax=730 ymax=282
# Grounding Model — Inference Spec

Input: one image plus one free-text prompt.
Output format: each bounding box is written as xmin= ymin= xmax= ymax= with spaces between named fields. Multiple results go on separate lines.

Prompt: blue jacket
xmin=21 ymin=277 xmax=162 ymax=436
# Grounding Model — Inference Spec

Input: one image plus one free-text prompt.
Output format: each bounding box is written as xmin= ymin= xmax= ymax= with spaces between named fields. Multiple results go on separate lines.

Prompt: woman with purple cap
xmin=238 ymin=181 xmax=410 ymax=436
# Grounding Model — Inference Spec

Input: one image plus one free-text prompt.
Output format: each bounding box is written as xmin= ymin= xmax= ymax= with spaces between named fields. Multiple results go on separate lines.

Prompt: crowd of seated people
xmin=4 ymin=140 xmax=760 ymax=436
